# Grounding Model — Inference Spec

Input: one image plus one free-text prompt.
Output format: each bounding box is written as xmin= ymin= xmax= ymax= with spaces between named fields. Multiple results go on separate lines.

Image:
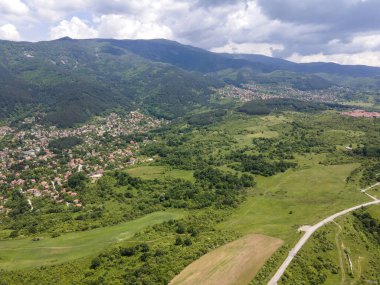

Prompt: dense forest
xmin=238 ymin=98 xmax=340 ymax=116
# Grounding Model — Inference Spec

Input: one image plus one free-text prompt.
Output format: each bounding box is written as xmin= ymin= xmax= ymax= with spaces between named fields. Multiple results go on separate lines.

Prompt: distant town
xmin=341 ymin=109 xmax=380 ymax=118
xmin=214 ymin=84 xmax=352 ymax=103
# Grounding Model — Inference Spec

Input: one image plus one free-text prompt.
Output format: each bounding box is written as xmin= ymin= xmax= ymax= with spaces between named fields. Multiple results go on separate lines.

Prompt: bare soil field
xmin=169 ymin=234 xmax=283 ymax=285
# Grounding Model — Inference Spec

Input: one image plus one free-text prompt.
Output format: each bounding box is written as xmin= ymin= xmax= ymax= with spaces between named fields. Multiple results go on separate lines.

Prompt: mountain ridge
xmin=1 ymin=38 xmax=379 ymax=127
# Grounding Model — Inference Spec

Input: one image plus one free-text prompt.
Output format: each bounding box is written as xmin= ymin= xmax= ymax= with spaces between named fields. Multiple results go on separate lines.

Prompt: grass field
xmin=169 ymin=234 xmax=283 ymax=285
xmin=212 ymin=114 xmax=289 ymax=147
xmin=0 ymin=210 xmax=185 ymax=270
xmin=219 ymin=162 xmax=368 ymax=242
xmin=127 ymin=165 xmax=195 ymax=182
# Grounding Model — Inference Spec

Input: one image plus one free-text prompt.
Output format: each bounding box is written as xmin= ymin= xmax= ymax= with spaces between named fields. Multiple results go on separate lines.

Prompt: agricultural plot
xmin=170 ymin=234 xmax=283 ymax=285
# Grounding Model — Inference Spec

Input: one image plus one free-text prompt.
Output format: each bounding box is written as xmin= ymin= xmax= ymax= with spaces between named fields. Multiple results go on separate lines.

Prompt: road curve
xmin=267 ymin=198 xmax=380 ymax=285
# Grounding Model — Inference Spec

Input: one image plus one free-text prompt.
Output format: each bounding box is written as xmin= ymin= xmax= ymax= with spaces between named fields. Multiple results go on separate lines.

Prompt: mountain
xmin=0 ymin=38 xmax=222 ymax=126
xmin=228 ymin=53 xmax=380 ymax=78
xmin=98 ymin=39 xmax=380 ymax=77
xmin=100 ymin=39 xmax=273 ymax=73
xmin=1 ymin=38 xmax=380 ymax=127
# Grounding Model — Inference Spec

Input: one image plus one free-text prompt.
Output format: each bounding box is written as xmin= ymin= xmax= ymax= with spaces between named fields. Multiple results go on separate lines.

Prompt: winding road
xmin=268 ymin=183 xmax=380 ymax=285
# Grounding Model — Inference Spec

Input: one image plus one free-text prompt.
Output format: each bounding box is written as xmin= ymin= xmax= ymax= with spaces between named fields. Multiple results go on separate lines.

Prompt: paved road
xmin=268 ymin=186 xmax=380 ymax=285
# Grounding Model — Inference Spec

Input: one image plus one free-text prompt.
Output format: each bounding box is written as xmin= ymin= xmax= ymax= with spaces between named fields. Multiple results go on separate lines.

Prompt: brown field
xmin=169 ymin=234 xmax=283 ymax=285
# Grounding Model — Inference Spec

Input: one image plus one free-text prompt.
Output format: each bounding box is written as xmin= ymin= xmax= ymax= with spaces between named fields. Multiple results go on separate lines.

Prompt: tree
xmin=90 ymin=257 xmax=101 ymax=269
xmin=6 ymin=190 xmax=30 ymax=217
xmin=68 ymin=172 xmax=89 ymax=190
xmin=183 ymin=237 xmax=192 ymax=246
xmin=175 ymin=236 xmax=183 ymax=245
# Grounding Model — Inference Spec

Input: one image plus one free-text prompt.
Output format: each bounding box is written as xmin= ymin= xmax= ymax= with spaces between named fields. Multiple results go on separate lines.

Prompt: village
xmin=214 ymin=84 xmax=351 ymax=103
xmin=341 ymin=109 xmax=380 ymax=118
xmin=0 ymin=111 xmax=166 ymax=214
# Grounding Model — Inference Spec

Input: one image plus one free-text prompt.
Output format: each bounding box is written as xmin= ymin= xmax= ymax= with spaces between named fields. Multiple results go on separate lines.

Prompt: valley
xmin=1 ymin=104 xmax=379 ymax=284
xmin=0 ymin=38 xmax=380 ymax=285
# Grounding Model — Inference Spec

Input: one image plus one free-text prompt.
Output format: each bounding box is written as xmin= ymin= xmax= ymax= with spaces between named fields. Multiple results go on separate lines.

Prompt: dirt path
xmin=333 ymin=221 xmax=346 ymax=285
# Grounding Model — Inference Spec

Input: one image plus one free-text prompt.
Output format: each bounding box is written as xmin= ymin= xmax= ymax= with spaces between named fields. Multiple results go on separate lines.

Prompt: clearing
xmin=0 ymin=210 xmax=184 ymax=270
xmin=127 ymin=165 xmax=195 ymax=182
xmin=169 ymin=234 xmax=283 ymax=285
xmin=219 ymin=162 xmax=367 ymax=242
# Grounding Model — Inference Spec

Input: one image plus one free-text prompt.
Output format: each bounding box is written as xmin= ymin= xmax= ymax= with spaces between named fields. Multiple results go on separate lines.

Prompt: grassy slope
xmin=0 ymin=210 xmax=184 ymax=270
xmin=219 ymin=162 xmax=367 ymax=242
xmin=217 ymin=113 xmax=368 ymax=243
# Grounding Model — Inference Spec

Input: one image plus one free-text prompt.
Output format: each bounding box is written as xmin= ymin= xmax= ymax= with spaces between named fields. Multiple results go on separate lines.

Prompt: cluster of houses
xmin=214 ymin=85 xmax=258 ymax=102
xmin=0 ymin=126 xmax=12 ymax=137
xmin=341 ymin=109 xmax=380 ymax=118
xmin=214 ymin=84 xmax=350 ymax=103
xmin=0 ymin=111 xmax=165 ymax=214
xmin=0 ymin=195 xmax=8 ymax=214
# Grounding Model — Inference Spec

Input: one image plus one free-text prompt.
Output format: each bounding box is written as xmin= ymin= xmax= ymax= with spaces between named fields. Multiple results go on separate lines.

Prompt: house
xmin=89 ymin=172 xmax=103 ymax=183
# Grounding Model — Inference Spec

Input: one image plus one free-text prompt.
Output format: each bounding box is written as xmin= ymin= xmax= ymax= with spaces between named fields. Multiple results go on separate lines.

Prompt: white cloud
xmin=96 ymin=14 xmax=173 ymax=40
xmin=24 ymin=0 xmax=90 ymax=22
xmin=0 ymin=0 xmax=29 ymax=15
xmin=287 ymin=51 xmax=380 ymax=66
xmin=50 ymin=17 xmax=98 ymax=39
xmin=0 ymin=0 xmax=379 ymax=66
xmin=0 ymin=24 xmax=21 ymax=40
xmin=326 ymin=33 xmax=380 ymax=54
xmin=211 ymin=41 xmax=284 ymax=56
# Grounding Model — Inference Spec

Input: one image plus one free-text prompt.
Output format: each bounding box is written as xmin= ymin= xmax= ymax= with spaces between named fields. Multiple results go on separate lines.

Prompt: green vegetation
xmin=353 ymin=210 xmax=380 ymax=243
xmin=1 ymin=36 xmax=380 ymax=285
xmin=48 ymin=136 xmax=83 ymax=153
xmin=1 ymin=105 xmax=380 ymax=284
xmin=0 ymin=211 xmax=184 ymax=270
xmin=126 ymin=166 xmax=195 ymax=182
xmin=5 ymin=190 xmax=31 ymax=217
xmin=0 ymin=211 xmax=240 ymax=285
xmin=238 ymin=98 xmax=342 ymax=116
xmin=1 ymin=38 xmax=379 ymax=128
xmin=280 ymin=206 xmax=380 ymax=284
xmin=187 ymin=109 xmax=227 ymax=126
xmin=220 ymin=162 xmax=366 ymax=241
xmin=0 ymin=39 xmax=222 ymax=127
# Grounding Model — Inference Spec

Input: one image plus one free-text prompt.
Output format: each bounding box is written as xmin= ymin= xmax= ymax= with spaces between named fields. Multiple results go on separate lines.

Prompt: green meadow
xmin=126 ymin=165 xmax=195 ymax=182
xmin=219 ymin=162 xmax=368 ymax=242
xmin=0 ymin=210 xmax=184 ymax=270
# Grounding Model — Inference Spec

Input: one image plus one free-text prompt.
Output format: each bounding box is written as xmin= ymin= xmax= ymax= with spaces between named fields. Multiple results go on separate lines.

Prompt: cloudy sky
xmin=1 ymin=0 xmax=380 ymax=66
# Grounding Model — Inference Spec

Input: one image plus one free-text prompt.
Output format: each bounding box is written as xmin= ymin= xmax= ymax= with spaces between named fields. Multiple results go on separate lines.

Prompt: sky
xmin=1 ymin=0 xmax=380 ymax=66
